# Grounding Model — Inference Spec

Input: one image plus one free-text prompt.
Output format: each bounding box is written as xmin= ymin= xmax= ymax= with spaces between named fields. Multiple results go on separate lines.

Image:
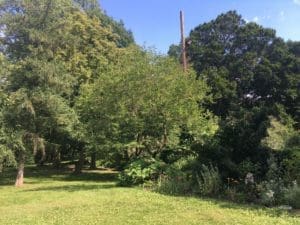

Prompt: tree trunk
xmin=15 ymin=153 xmax=25 ymax=187
xmin=53 ymin=147 xmax=61 ymax=169
xmin=90 ymin=152 xmax=96 ymax=169
xmin=74 ymin=150 xmax=85 ymax=174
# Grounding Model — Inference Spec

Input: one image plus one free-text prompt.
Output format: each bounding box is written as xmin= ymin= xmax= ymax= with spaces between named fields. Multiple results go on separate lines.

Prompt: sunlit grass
xmin=0 ymin=166 xmax=299 ymax=225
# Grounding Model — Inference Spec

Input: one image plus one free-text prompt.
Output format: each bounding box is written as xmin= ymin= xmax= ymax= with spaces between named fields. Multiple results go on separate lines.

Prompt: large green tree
xmin=185 ymin=11 xmax=300 ymax=178
xmin=1 ymin=0 xmax=127 ymax=181
xmin=74 ymin=0 xmax=135 ymax=48
xmin=0 ymin=0 xmax=122 ymax=184
xmin=0 ymin=53 xmax=16 ymax=172
xmin=76 ymin=47 xmax=218 ymax=167
xmin=0 ymin=0 xmax=81 ymax=185
xmin=187 ymin=11 xmax=299 ymax=119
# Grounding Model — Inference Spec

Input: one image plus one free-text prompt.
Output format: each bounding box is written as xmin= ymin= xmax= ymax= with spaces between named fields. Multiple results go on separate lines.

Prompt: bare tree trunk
xmin=53 ymin=147 xmax=61 ymax=169
xmin=15 ymin=153 xmax=25 ymax=187
xmin=74 ymin=150 xmax=85 ymax=174
xmin=90 ymin=152 xmax=96 ymax=169
xmin=135 ymin=133 xmax=143 ymax=157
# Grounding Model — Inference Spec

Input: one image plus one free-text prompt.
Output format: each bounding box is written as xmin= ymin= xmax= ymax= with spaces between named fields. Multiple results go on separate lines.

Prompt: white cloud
xmin=293 ymin=0 xmax=300 ymax=5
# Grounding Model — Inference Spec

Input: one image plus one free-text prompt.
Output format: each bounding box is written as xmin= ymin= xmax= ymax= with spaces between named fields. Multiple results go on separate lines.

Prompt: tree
xmin=0 ymin=0 xmax=89 ymax=185
xmin=287 ymin=41 xmax=300 ymax=57
xmin=0 ymin=0 xmax=126 ymax=179
xmin=74 ymin=0 xmax=135 ymax=48
xmin=187 ymin=11 xmax=299 ymax=117
xmin=76 ymin=47 xmax=218 ymax=167
xmin=0 ymin=52 xmax=15 ymax=172
xmin=0 ymin=85 xmax=16 ymax=172
xmin=73 ymin=0 xmax=99 ymax=11
xmin=168 ymin=44 xmax=181 ymax=62
xmin=184 ymin=10 xmax=300 ymax=179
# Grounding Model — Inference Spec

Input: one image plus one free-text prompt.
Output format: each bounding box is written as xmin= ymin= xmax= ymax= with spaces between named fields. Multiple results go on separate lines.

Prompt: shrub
xmin=195 ymin=164 xmax=221 ymax=197
xmin=257 ymin=179 xmax=286 ymax=206
xmin=224 ymin=187 xmax=246 ymax=203
xmin=118 ymin=158 xmax=165 ymax=186
xmin=284 ymin=181 xmax=300 ymax=209
xmin=281 ymin=149 xmax=300 ymax=183
xmin=256 ymin=154 xmax=286 ymax=206
xmin=237 ymin=159 xmax=261 ymax=178
xmin=156 ymin=166 xmax=191 ymax=195
xmin=259 ymin=185 xmax=276 ymax=206
xmin=155 ymin=156 xmax=196 ymax=195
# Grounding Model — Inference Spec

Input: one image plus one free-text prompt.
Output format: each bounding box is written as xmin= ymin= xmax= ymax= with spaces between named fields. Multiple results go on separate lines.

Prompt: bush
xmin=118 ymin=158 xmax=165 ymax=186
xmin=257 ymin=179 xmax=286 ymax=206
xmin=155 ymin=156 xmax=196 ymax=195
xmin=156 ymin=166 xmax=191 ymax=195
xmin=195 ymin=164 xmax=221 ymax=197
xmin=256 ymin=154 xmax=286 ymax=206
xmin=284 ymin=181 xmax=300 ymax=209
xmin=224 ymin=187 xmax=246 ymax=203
xmin=258 ymin=184 xmax=276 ymax=206
xmin=281 ymin=148 xmax=300 ymax=183
xmin=237 ymin=159 xmax=261 ymax=178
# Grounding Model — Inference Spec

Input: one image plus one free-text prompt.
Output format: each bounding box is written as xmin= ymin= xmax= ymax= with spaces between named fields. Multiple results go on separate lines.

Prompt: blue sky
xmin=100 ymin=0 xmax=300 ymax=54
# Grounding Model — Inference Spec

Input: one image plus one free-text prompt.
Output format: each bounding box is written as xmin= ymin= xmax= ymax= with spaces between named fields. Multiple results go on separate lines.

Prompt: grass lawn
xmin=0 ymin=166 xmax=299 ymax=225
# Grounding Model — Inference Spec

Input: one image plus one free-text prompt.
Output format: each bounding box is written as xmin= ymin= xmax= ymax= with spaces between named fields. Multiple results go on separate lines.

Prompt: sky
xmin=100 ymin=0 xmax=300 ymax=54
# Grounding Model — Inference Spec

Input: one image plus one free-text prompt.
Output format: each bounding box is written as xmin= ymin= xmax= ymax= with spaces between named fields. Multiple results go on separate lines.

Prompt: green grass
xmin=0 ymin=166 xmax=299 ymax=225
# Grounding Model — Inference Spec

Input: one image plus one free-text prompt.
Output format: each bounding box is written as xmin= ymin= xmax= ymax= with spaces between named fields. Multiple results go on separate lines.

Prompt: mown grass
xmin=0 ymin=166 xmax=299 ymax=225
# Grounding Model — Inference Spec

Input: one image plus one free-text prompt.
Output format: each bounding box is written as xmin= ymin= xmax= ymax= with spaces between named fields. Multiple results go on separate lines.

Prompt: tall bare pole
xmin=180 ymin=10 xmax=187 ymax=72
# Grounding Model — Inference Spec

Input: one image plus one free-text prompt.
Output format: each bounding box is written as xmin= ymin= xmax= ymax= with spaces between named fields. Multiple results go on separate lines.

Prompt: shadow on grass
xmin=0 ymin=169 xmax=16 ymax=186
xmin=23 ymin=183 xmax=116 ymax=192
xmin=2 ymin=166 xmax=298 ymax=219
xmin=0 ymin=164 xmax=119 ymax=186
xmin=61 ymin=171 xmax=118 ymax=182
xmin=210 ymin=198 xmax=297 ymax=218
xmin=155 ymin=190 xmax=299 ymax=219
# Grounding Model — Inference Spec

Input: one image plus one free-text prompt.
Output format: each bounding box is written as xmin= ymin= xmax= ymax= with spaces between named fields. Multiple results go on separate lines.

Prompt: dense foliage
xmin=0 ymin=1 xmax=299 ymax=209
xmin=182 ymin=10 xmax=299 ymax=206
xmin=76 ymin=47 xmax=217 ymax=169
